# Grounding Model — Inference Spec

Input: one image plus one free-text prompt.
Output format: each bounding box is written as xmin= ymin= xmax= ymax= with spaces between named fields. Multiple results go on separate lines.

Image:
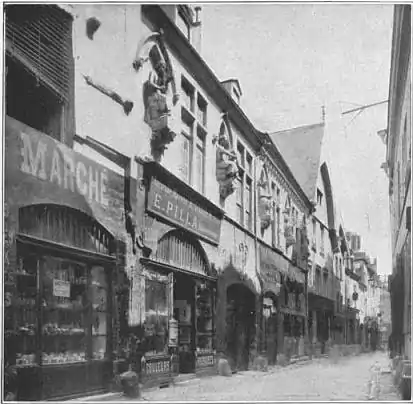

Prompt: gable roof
xmin=269 ymin=122 xmax=325 ymax=202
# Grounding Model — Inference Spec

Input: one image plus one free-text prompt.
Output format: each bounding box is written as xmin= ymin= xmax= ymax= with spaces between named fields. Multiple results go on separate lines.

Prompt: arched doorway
xmin=226 ymin=284 xmax=256 ymax=371
xmin=148 ymin=229 xmax=215 ymax=375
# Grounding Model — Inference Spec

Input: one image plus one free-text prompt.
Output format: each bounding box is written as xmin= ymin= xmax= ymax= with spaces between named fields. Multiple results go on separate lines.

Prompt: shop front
xmin=132 ymin=161 xmax=223 ymax=386
xmin=4 ymin=117 xmax=130 ymax=400
xmin=212 ymin=221 xmax=260 ymax=372
xmin=258 ymin=244 xmax=284 ymax=365
xmin=279 ymin=265 xmax=307 ymax=358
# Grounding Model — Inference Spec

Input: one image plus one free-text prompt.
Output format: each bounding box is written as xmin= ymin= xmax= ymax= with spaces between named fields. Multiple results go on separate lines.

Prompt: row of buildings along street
xmin=2 ymin=3 xmax=409 ymax=401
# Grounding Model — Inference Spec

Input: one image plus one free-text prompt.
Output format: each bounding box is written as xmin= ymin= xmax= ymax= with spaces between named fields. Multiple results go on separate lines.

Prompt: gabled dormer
xmin=221 ymin=79 xmax=243 ymax=106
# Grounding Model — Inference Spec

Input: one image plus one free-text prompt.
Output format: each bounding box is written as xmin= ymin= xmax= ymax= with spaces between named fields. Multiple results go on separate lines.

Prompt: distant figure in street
xmin=388 ymin=334 xmax=394 ymax=358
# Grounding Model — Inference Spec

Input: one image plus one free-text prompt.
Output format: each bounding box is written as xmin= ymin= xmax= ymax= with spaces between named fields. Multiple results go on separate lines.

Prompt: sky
xmin=201 ymin=4 xmax=394 ymax=275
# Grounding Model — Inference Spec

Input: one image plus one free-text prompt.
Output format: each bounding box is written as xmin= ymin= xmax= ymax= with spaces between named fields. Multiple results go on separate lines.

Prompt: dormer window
xmin=317 ymin=189 xmax=323 ymax=206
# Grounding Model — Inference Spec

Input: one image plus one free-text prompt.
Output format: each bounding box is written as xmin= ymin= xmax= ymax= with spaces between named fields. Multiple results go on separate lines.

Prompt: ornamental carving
xmin=134 ymin=31 xmax=179 ymax=162
xmin=214 ymin=118 xmax=239 ymax=201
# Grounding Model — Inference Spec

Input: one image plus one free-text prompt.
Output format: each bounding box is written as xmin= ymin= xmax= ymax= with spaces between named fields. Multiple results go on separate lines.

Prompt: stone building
xmin=269 ymin=123 xmax=342 ymax=353
xmin=4 ymin=4 xmax=314 ymax=399
xmin=380 ymin=4 xmax=411 ymax=361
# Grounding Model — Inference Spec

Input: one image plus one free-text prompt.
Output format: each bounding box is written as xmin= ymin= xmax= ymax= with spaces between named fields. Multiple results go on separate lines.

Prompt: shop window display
xmin=41 ymin=256 xmax=88 ymax=365
xmin=9 ymin=248 xmax=111 ymax=367
xmin=13 ymin=254 xmax=38 ymax=366
xmin=195 ymin=284 xmax=213 ymax=353
xmin=144 ymin=271 xmax=169 ymax=356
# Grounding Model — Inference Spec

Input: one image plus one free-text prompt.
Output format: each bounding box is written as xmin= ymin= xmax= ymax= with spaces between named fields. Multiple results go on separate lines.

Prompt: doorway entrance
xmin=173 ymin=272 xmax=196 ymax=374
xmin=263 ymin=294 xmax=278 ymax=365
xmin=226 ymin=284 xmax=256 ymax=371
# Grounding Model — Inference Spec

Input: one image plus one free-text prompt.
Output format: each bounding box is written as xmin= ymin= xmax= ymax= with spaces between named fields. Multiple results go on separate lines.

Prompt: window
xmin=193 ymin=129 xmax=205 ymax=193
xmin=144 ymin=271 xmax=169 ymax=356
xmin=236 ymin=175 xmax=243 ymax=224
xmin=178 ymin=76 xmax=207 ymax=193
xmin=245 ymin=178 xmax=252 ymax=230
xmin=197 ymin=95 xmax=207 ymax=127
xmin=320 ymin=226 xmax=325 ymax=255
xmin=317 ymin=189 xmax=323 ymax=206
xmin=181 ymin=77 xmax=195 ymax=113
xmin=5 ymin=5 xmax=74 ymax=143
xmin=236 ymin=141 xmax=254 ymax=231
xmin=312 ymin=219 xmax=317 ymax=251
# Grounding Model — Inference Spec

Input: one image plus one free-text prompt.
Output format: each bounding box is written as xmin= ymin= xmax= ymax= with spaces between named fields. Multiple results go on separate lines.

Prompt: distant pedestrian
xmin=388 ymin=334 xmax=393 ymax=359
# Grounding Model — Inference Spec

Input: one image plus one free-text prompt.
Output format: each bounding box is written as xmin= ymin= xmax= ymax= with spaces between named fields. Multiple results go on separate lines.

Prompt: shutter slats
xmin=7 ymin=24 xmax=70 ymax=89
xmin=8 ymin=40 xmax=68 ymax=94
xmin=6 ymin=5 xmax=72 ymax=101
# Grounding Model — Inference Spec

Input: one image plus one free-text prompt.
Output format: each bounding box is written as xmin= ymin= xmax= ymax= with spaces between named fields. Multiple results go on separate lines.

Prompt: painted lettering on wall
xmin=19 ymin=131 xmax=109 ymax=206
xmin=147 ymin=178 xmax=221 ymax=244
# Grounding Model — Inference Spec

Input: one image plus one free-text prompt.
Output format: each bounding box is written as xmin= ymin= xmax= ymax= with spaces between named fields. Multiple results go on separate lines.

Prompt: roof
xmin=269 ymin=122 xmax=325 ymax=202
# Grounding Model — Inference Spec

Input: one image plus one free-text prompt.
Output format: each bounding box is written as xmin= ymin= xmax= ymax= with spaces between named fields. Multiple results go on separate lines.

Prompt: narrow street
xmin=135 ymin=352 xmax=399 ymax=401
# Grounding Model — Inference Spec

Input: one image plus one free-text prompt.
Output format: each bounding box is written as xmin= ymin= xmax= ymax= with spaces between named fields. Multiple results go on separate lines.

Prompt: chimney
xmin=221 ymin=79 xmax=242 ymax=105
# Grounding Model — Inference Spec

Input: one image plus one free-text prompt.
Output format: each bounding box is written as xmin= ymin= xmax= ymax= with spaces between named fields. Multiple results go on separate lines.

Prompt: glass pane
xmin=145 ymin=278 xmax=168 ymax=356
xmin=194 ymin=146 xmax=204 ymax=193
xmin=13 ymin=254 xmax=38 ymax=365
xmin=92 ymin=336 xmax=106 ymax=360
xmin=196 ymin=335 xmax=212 ymax=352
xmin=178 ymin=134 xmax=191 ymax=183
xmin=41 ymin=256 xmax=87 ymax=365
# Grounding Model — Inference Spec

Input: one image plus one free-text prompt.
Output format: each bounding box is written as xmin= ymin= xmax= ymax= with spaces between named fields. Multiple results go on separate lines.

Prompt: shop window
xmin=195 ymin=284 xmax=214 ymax=353
xmin=41 ymin=256 xmax=88 ymax=364
xmin=5 ymin=5 xmax=73 ymax=144
xmin=144 ymin=271 xmax=169 ymax=356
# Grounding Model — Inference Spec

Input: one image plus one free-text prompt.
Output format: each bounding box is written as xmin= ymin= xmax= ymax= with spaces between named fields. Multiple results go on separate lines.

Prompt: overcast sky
xmin=201 ymin=4 xmax=394 ymax=275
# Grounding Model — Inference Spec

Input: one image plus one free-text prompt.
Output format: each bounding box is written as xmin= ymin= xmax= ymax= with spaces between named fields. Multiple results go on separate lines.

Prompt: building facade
xmin=270 ymin=124 xmax=343 ymax=353
xmin=4 ymin=4 xmax=316 ymax=399
xmin=381 ymin=4 xmax=411 ymax=360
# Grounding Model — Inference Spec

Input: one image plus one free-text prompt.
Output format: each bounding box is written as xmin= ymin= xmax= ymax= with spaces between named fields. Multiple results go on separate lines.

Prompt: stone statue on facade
xmin=214 ymin=132 xmax=239 ymax=200
xmin=134 ymin=31 xmax=179 ymax=162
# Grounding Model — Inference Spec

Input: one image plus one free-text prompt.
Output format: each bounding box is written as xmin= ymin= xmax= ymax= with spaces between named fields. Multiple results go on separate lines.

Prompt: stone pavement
xmin=80 ymin=351 xmax=401 ymax=401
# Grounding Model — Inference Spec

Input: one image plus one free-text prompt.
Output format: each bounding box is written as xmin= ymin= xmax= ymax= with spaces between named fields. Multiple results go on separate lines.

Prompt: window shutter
xmin=6 ymin=5 xmax=72 ymax=101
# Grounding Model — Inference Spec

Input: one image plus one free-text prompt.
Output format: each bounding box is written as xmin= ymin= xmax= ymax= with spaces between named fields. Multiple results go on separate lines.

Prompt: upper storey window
xmin=317 ymin=189 xmax=323 ymax=206
xmin=236 ymin=142 xmax=253 ymax=232
xmin=177 ymin=76 xmax=208 ymax=194
xmin=5 ymin=5 xmax=73 ymax=143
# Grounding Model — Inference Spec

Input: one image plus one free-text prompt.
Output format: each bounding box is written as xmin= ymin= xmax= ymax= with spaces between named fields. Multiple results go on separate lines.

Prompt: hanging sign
xmin=53 ymin=279 xmax=71 ymax=298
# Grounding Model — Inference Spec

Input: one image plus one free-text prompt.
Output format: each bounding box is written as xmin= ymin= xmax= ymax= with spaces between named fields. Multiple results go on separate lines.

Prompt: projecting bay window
xmin=5 ymin=5 xmax=74 ymax=145
xmin=177 ymin=76 xmax=207 ymax=194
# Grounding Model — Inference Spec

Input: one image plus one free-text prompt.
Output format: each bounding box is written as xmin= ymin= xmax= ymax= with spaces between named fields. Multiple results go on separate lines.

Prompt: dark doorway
xmin=263 ymin=294 xmax=278 ymax=365
xmin=173 ymin=272 xmax=196 ymax=374
xmin=226 ymin=284 xmax=256 ymax=371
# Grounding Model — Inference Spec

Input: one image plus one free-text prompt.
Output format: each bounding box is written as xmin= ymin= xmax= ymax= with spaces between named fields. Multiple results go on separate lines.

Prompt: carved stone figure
xmin=135 ymin=31 xmax=179 ymax=162
xmin=214 ymin=132 xmax=239 ymax=200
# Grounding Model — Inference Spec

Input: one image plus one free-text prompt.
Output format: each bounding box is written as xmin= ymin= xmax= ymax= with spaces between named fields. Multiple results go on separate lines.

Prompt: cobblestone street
xmin=133 ymin=352 xmax=399 ymax=401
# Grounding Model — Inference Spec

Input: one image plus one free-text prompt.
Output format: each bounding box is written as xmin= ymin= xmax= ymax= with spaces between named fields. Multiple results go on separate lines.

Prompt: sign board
xmin=147 ymin=178 xmax=221 ymax=244
xmin=53 ymin=279 xmax=71 ymax=298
